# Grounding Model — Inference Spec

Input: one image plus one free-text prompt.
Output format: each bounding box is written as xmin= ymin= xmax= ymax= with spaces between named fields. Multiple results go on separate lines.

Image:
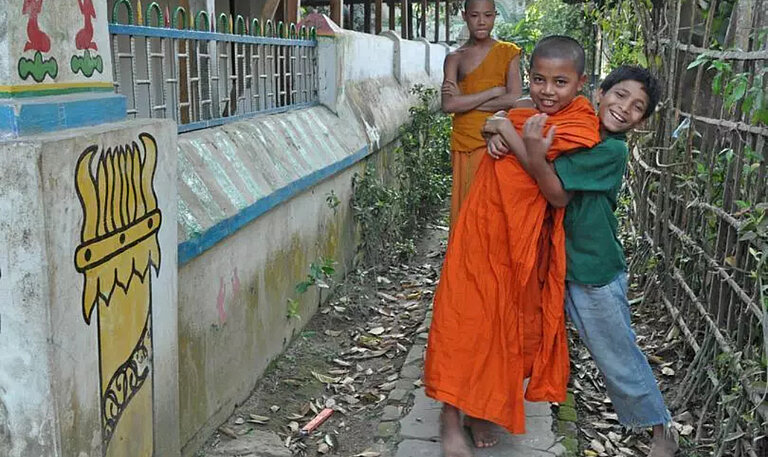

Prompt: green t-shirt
xmin=553 ymin=134 xmax=628 ymax=285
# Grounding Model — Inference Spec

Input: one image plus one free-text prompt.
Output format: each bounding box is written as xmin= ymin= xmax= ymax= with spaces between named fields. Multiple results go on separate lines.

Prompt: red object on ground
xmin=300 ymin=408 xmax=334 ymax=435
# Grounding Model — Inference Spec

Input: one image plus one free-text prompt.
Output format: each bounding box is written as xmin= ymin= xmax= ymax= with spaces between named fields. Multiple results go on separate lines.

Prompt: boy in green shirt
xmin=492 ymin=66 xmax=678 ymax=456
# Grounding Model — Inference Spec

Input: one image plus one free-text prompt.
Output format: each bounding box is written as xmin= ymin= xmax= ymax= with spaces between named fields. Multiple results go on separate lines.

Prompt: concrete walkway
xmin=396 ymin=388 xmax=566 ymax=457
xmin=392 ymin=340 xmax=567 ymax=457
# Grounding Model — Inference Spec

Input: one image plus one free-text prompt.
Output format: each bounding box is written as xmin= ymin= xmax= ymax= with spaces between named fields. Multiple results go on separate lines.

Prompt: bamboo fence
xmin=623 ymin=0 xmax=768 ymax=455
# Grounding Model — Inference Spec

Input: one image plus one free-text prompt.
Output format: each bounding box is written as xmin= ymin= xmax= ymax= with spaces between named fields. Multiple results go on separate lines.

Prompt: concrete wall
xmin=0 ymin=18 xmax=447 ymax=457
xmin=0 ymin=119 xmax=179 ymax=457
xmin=175 ymin=28 xmax=443 ymax=455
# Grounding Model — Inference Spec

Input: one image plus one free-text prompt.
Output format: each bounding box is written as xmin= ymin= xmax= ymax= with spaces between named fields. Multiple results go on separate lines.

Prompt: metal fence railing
xmin=109 ymin=1 xmax=318 ymax=132
xmin=626 ymin=0 xmax=767 ymax=455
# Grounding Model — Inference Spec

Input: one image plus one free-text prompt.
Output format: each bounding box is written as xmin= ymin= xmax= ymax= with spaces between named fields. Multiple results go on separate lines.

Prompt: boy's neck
xmin=467 ymin=37 xmax=496 ymax=47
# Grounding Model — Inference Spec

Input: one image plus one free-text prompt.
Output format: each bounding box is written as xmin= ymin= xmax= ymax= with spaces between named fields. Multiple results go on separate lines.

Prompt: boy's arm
xmin=441 ymin=54 xmax=506 ymax=113
xmin=521 ymin=114 xmax=573 ymax=208
xmin=474 ymin=55 xmax=524 ymax=112
xmin=482 ymin=116 xmax=526 ymax=159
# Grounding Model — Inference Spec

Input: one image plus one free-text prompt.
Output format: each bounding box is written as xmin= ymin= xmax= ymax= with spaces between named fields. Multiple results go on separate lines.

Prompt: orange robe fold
xmin=425 ymin=96 xmax=600 ymax=434
xmin=450 ymin=41 xmax=521 ymax=229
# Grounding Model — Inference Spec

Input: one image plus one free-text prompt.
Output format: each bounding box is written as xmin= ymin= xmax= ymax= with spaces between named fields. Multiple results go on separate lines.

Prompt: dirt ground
xmin=196 ymin=224 xmax=449 ymax=457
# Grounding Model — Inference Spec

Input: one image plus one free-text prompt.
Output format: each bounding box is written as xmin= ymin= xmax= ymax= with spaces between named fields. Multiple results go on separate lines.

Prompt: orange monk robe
xmin=450 ymin=41 xmax=521 ymax=229
xmin=425 ymin=96 xmax=600 ymax=434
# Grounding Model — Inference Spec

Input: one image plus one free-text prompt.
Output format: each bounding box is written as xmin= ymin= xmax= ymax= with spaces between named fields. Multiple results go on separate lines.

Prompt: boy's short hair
xmin=600 ymin=65 xmax=661 ymax=119
xmin=463 ymin=0 xmax=495 ymax=11
xmin=530 ymin=35 xmax=585 ymax=74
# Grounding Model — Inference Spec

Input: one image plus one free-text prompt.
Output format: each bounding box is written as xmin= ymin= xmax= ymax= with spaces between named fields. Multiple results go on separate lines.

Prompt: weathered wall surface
xmin=175 ymin=28 xmax=444 ymax=455
xmin=0 ymin=119 xmax=179 ymax=457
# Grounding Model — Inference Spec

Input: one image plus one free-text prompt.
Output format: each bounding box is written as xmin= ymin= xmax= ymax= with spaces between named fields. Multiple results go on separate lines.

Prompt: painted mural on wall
xmin=74 ymin=133 xmax=162 ymax=457
xmin=72 ymin=0 xmax=104 ymax=77
xmin=3 ymin=0 xmax=113 ymax=96
xmin=19 ymin=0 xmax=58 ymax=82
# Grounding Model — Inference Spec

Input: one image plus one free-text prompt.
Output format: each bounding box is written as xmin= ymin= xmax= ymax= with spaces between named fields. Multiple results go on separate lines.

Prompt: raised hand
xmin=522 ymin=114 xmax=556 ymax=161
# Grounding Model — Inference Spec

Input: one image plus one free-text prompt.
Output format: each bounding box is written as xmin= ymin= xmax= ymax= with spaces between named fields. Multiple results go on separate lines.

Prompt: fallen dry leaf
xmin=369 ymin=327 xmax=385 ymax=336
xmin=248 ymin=414 xmax=269 ymax=425
xmin=312 ymin=371 xmax=342 ymax=384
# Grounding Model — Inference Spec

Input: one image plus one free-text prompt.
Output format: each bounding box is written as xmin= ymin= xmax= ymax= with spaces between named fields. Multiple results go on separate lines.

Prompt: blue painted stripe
xmin=177 ymin=102 xmax=319 ymax=133
xmin=109 ymin=24 xmax=317 ymax=47
xmin=0 ymin=93 xmax=126 ymax=137
xmin=178 ymin=145 xmax=371 ymax=265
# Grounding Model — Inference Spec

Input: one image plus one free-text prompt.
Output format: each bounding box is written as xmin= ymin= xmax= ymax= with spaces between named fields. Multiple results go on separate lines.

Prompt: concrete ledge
xmin=178 ymin=145 xmax=370 ymax=265
xmin=0 ymin=93 xmax=126 ymax=138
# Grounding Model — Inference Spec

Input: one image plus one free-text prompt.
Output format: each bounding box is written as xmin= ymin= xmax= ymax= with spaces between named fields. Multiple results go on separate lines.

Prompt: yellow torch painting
xmin=74 ymin=133 xmax=162 ymax=457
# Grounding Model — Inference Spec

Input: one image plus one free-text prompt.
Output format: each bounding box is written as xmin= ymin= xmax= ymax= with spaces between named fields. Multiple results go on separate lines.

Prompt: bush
xmin=352 ymin=85 xmax=452 ymax=268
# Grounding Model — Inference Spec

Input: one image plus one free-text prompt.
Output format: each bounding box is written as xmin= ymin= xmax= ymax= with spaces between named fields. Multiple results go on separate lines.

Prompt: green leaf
xmin=712 ymin=73 xmax=723 ymax=94
xmin=725 ymin=75 xmax=748 ymax=108
xmin=295 ymin=281 xmax=312 ymax=294
xmin=687 ymin=54 xmax=710 ymax=70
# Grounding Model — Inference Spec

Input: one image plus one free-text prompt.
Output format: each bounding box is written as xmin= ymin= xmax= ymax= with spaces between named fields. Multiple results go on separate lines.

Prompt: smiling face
xmin=528 ymin=57 xmax=586 ymax=114
xmin=597 ymin=79 xmax=649 ymax=134
xmin=462 ymin=0 xmax=496 ymax=41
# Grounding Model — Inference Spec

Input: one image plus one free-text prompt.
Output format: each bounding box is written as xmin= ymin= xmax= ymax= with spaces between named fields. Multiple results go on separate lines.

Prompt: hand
xmin=522 ymin=114 xmax=556 ymax=161
xmin=442 ymin=80 xmax=461 ymax=97
xmin=482 ymin=116 xmax=513 ymax=136
xmin=486 ymin=134 xmax=509 ymax=159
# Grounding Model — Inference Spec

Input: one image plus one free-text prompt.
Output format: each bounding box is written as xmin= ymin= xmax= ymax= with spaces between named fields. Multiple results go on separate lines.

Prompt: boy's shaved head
xmin=464 ymin=0 xmax=495 ymax=11
xmin=530 ymin=35 xmax=586 ymax=74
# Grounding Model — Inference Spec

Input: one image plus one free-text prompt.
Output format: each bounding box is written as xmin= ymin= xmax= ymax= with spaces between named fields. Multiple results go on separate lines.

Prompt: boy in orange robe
xmin=424 ymin=36 xmax=600 ymax=455
xmin=441 ymin=0 xmax=522 ymax=230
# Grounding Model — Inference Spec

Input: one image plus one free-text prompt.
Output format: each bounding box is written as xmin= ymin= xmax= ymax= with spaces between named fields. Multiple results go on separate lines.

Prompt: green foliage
xmin=590 ymin=0 xmax=647 ymax=69
xmin=296 ymin=257 xmax=336 ymax=294
xmin=287 ymin=256 xmax=337 ymax=320
xmin=326 ymin=190 xmax=341 ymax=214
xmin=286 ymin=298 xmax=301 ymax=320
xmin=687 ymin=55 xmax=768 ymax=124
xmin=495 ymin=0 xmax=592 ymax=56
xmin=351 ymin=85 xmax=452 ymax=267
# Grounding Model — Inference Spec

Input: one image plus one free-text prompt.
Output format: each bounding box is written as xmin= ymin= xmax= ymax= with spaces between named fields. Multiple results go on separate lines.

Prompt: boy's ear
xmin=594 ymin=88 xmax=604 ymax=106
xmin=577 ymin=73 xmax=588 ymax=92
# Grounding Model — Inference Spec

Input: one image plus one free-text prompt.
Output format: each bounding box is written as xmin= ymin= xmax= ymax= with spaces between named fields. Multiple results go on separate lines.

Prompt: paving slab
xmin=205 ymin=431 xmax=290 ymax=457
xmin=399 ymin=388 xmax=442 ymax=441
xmin=396 ymin=388 xmax=563 ymax=457
xmin=395 ymin=439 xmax=443 ymax=457
xmin=403 ymin=343 xmax=425 ymax=366
xmin=524 ymin=400 xmax=553 ymax=417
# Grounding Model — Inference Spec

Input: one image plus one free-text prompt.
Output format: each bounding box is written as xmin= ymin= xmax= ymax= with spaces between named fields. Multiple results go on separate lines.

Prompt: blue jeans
xmin=565 ymin=272 xmax=672 ymax=428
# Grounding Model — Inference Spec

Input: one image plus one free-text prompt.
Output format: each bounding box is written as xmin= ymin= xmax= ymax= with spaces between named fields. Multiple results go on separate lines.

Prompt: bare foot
xmin=464 ymin=416 xmax=499 ymax=448
xmin=440 ymin=405 xmax=473 ymax=457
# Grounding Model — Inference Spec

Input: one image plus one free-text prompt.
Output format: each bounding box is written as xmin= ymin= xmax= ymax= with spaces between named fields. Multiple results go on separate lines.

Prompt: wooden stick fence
xmin=625 ymin=0 xmax=767 ymax=454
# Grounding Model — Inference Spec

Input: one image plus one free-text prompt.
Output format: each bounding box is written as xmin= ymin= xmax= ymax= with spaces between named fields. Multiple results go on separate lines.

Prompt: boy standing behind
xmin=441 ymin=0 xmax=522 ymax=228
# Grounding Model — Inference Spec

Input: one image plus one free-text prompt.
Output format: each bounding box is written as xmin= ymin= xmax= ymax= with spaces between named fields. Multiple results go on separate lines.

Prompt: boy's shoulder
xmin=494 ymin=40 xmax=521 ymax=52
xmin=448 ymin=39 xmax=503 ymax=58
